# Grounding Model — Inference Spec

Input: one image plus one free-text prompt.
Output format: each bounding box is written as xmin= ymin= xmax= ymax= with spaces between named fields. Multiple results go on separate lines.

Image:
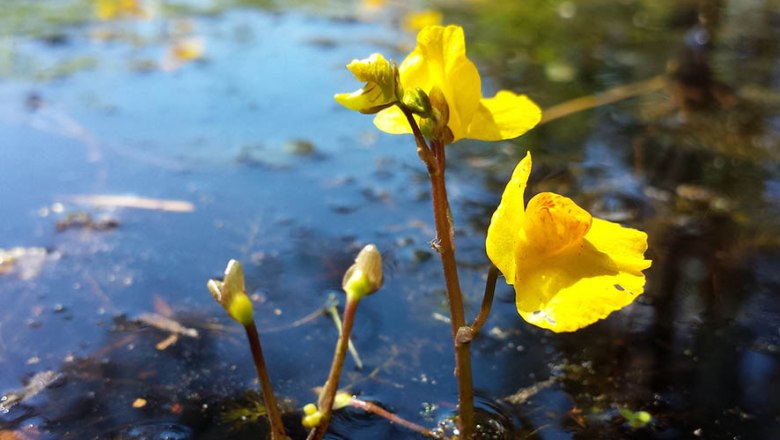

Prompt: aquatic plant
xmin=206 ymin=22 xmax=650 ymax=440
xmin=207 ymin=260 xmax=287 ymax=440
xmin=305 ymin=244 xmax=384 ymax=440
xmin=333 ymin=24 xmax=650 ymax=438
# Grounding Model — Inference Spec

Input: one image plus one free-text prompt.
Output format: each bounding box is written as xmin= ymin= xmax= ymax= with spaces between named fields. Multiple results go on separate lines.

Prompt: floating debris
xmin=132 ymin=398 xmax=148 ymax=409
xmin=136 ymin=313 xmax=199 ymax=338
xmin=155 ymin=334 xmax=179 ymax=351
xmin=0 ymin=247 xmax=50 ymax=280
xmin=55 ymin=211 xmax=119 ymax=231
xmin=0 ymin=371 xmax=64 ymax=413
xmin=283 ymin=139 xmax=316 ymax=156
xmin=502 ymin=377 xmax=557 ymax=405
xmin=64 ymin=195 xmax=195 ymax=213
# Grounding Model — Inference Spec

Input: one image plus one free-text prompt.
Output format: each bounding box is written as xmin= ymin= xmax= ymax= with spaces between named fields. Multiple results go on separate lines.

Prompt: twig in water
xmin=502 ymin=377 xmax=557 ymax=405
xmin=540 ymin=75 xmax=666 ymax=125
xmin=349 ymin=396 xmax=435 ymax=438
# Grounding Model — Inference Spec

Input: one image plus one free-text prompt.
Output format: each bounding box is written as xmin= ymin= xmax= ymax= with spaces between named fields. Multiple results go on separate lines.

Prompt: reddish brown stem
xmin=469 ymin=264 xmax=499 ymax=336
xmin=400 ymin=103 xmax=475 ymax=439
xmin=349 ymin=396 xmax=435 ymax=437
xmin=245 ymin=322 xmax=287 ymax=440
xmin=428 ymin=138 xmax=475 ymax=439
xmin=307 ymin=297 xmax=360 ymax=440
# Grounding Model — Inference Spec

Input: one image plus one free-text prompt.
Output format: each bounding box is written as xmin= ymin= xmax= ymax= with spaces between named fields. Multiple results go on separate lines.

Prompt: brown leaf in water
xmin=153 ymin=295 xmax=175 ymax=318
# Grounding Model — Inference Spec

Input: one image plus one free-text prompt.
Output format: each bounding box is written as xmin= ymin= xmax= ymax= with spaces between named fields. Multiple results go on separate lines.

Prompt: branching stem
xmin=469 ymin=264 xmax=499 ymax=336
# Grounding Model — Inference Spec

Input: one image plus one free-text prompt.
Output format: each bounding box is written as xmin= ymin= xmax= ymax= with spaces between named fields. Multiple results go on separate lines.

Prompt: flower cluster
xmin=337 ymin=25 xmax=651 ymax=332
xmin=336 ymin=25 xmax=541 ymax=145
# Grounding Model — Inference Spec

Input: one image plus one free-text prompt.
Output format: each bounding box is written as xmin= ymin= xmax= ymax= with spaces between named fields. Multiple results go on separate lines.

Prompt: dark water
xmin=1 ymin=0 xmax=779 ymax=439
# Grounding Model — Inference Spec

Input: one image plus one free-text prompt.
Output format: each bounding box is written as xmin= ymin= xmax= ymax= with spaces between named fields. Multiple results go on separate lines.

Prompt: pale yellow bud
xmin=206 ymin=259 xmax=255 ymax=326
xmin=341 ymin=244 xmax=383 ymax=300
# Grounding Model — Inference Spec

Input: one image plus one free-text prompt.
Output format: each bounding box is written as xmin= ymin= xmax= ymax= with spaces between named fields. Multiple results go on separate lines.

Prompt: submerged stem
xmin=308 ymin=297 xmax=360 ymax=440
xmin=244 ymin=322 xmax=287 ymax=440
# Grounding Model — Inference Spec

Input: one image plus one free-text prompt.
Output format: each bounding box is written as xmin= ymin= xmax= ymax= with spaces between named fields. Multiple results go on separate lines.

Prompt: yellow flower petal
xmin=486 ymin=152 xmax=652 ymax=333
xmin=391 ymin=25 xmax=482 ymax=141
xmin=335 ymin=53 xmax=401 ymax=114
xmin=520 ymin=192 xmax=591 ymax=259
xmin=587 ymin=218 xmax=652 ymax=275
xmin=486 ymin=151 xmax=532 ymax=284
xmin=514 ymin=220 xmax=650 ymax=332
xmin=403 ymin=10 xmax=443 ymax=33
xmin=352 ymin=25 xmax=542 ymax=143
xmin=374 ymin=105 xmax=412 ymax=134
xmin=466 ymin=91 xmax=542 ymax=142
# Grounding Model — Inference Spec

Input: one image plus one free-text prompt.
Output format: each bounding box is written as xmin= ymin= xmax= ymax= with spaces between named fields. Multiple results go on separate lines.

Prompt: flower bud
xmin=334 ymin=54 xmax=402 ymax=114
xmin=207 ymin=259 xmax=255 ymax=326
xmin=302 ymin=410 xmax=323 ymax=429
xmin=341 ymin=244 xmax=383 ymax=301
xmin=302 ymin=403 xmax=323 ymax=428
xmin=401 ymin=87 xmax=433 ymax=118
xmin=420 ymin=86 xmax=454 ymax=144
xmin=333 ymin=391 xmax=352 ymax=410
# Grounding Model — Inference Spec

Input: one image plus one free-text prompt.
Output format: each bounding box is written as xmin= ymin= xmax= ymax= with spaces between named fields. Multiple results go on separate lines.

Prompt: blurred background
xmin=0 ymin=0 xmax=778 ymax=438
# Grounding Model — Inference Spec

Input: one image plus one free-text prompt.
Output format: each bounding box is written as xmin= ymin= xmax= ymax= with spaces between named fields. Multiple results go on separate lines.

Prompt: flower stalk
xmin=401 ymin=107 xmax=475 ymax=438
xmin=207 ymin=260 xmax=287 ymax=440
xmin=307 ymin=244 xmax=383 ymax=439
xmin=307 ymin=297 xmax=360 ymax=440
xmin=244 ymin=322 xmax=287 ymax=440
xmin=335 ymin=24 xmax=544 ymax=440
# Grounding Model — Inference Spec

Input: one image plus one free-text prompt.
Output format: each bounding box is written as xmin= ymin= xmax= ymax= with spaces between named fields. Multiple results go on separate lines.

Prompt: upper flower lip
xmin=486 ymin=152 xmax=652 ymax=332
xmin=334 ymin=53 xmax=402 ymax=114
xmin=372 ymin=25 xmax=542 ymax=144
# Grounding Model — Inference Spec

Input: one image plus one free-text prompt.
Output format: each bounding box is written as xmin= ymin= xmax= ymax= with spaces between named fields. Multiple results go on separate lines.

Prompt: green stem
xmin=308 ymin=297 xmax=360 ymax=440
xmin=400 ymin=105 xmax=474 ymax=438
xmin=244 ymin=322 xmax=287 ymax=440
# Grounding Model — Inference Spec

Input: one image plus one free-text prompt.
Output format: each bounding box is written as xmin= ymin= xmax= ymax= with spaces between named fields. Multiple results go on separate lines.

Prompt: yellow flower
xmin=95 ymin=0 xmax=149 ymax=21
xmin=334 ymin=54 xmax=402 ymax=114
xmin=402 ymin=10 xmax=443 ymax=33
xmin=374 ymin=25 xmax=541 ymax=144
xmin=486 ymin=152 xmax=651 ymax=332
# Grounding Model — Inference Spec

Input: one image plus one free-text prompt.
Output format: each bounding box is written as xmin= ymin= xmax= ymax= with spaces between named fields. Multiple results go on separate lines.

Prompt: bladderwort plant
xmin=208 ymin=24 xmax=651 ymax=440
